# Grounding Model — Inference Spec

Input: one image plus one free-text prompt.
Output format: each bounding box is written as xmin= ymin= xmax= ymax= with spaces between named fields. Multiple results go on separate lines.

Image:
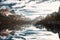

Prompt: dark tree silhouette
xmin=0 ymin=8 xmax=26 ymax=36
xmin=35 ymin=7 xmax=60 ymax=38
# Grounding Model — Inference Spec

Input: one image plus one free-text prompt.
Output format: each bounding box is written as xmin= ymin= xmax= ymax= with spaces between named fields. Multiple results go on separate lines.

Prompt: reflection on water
xmin=0 ymin=25 xmax=59 ymax=40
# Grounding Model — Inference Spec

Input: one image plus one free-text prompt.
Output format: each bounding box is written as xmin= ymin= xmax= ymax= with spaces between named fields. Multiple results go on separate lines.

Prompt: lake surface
xmin=0 ymin=25 xmax=59 ymax=40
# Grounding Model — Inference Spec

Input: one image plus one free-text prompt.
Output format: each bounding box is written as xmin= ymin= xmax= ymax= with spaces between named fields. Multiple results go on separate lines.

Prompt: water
xmin=0 ymin=0 xmax=60 ymax=40
xmin=0 ymin=25 xmax=59 ymax=40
